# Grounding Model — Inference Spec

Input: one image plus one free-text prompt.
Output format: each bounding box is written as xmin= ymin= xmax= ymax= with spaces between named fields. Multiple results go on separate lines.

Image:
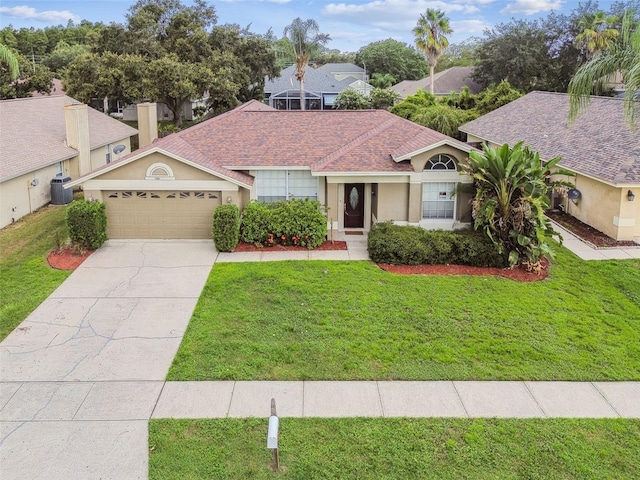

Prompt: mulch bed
xmin=546 ymin=210 xmax=638 ymax=248
xmin=233 ymin=240 xmax=348 ymax=252
xmin=46 ymin=240 xmax=547 ymax=281
xmin=378 ymin=261 xmax=549 ymax=282
xmin=47 ymin=246 xmax=94 ymax=270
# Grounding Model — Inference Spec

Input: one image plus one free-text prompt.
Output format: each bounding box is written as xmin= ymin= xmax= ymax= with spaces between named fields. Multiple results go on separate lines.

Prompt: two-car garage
xmin=104 ymin=190 xmax=222 ymax=239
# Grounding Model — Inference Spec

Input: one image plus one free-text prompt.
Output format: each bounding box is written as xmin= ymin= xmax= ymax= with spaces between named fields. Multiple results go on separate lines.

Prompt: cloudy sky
xmin=0 ymin=1 xmax=615 ymax=51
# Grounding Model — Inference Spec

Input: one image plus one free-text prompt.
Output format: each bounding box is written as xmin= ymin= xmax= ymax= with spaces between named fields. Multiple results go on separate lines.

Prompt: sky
xmin=0 ymin=0 xmax=620 ymax=52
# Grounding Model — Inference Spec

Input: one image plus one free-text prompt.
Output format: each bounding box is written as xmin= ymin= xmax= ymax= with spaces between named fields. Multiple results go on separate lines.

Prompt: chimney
xmin=137 ymin=102 xmax=158 ymax=148
xmin=65 ymin=103 xmax=91 ymax=177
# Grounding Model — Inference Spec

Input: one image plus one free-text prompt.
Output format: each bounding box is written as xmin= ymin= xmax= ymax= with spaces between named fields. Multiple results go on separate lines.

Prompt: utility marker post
xmin=267 ymin=398 xmax=279 ymax=470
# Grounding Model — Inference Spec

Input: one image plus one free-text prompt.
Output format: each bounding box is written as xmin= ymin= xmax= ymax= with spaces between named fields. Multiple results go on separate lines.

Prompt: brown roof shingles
xmin=460 ymin=91 xmax=640 ymax=185
xmin=0 ymin=95 xmax=137 ymax=182
xmin=164 ymin=106 xmax=465 ymax=175
xmin=80 ymin=101 xmax=471 ymax=184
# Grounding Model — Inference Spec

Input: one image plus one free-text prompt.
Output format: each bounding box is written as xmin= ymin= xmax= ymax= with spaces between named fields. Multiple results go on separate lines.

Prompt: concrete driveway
xmin=0 ymin=240 xmax=217 ymax=479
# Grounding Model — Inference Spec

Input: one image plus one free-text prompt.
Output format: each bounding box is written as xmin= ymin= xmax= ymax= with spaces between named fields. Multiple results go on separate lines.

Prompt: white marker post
xmin=267 ymin=398 xmax=279 ymax=470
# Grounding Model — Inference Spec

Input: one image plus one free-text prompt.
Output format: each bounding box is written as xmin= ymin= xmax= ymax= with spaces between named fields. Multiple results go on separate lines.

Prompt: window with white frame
xmin=425 ymin=154 xmax=457 ymax=171
xmin=422 ymin=182 xmax=456 ymax=219
xmin=256 ymin=170 xmax=318 ymax=202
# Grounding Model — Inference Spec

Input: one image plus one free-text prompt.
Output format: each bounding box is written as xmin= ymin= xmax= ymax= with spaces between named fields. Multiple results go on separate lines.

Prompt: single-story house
xmin=0 ymin=95 xmax=138 ymax=229
xmin=66 ymin=100 xmax=477 ymax=239
xmin=317 ymin=62 xmax=369 ymax=83
xmin=460 ymin=91 xmax=640 ymax=242
xmin=264 ymin=65 xmax=373 ymax=110
xmin=391 ymin=66 xmax=482 ymax=99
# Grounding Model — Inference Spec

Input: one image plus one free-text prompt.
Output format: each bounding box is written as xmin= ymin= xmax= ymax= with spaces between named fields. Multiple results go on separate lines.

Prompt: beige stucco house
xmin=460 ymin=91 xmax=639 ymax=242
xmin=0 ymin=95 xmax=138 ymax=229
xmin=67 ymin=101 xmax=476 ymax=239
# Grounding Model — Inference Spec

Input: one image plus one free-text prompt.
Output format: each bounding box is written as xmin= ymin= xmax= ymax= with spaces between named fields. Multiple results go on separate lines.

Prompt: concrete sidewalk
xmin=550 ymin=222 xmax=640 ymax=260
xmin=150 ymin=380 xmax=640 ymax=419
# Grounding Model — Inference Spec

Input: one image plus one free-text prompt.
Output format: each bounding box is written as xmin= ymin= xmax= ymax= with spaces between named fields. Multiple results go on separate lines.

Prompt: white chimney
xmin=137 ymin=102 xmax=158 ymax=148
xmin=65 ymin=103 xmax=91 ymax=176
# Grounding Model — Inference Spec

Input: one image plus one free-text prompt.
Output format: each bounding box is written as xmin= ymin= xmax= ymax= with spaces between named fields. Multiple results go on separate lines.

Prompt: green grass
xmin=169 ymin=248 xmax=640 ymax=381
xmin=149 ymin=418 xmax=640 ymax=479
xmin=0 ymin=204 xmax=72 ymax=340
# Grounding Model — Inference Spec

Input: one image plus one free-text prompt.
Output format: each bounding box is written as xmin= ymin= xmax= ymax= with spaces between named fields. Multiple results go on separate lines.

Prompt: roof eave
xmin=392 ymin=139 xmax=475 ymax=162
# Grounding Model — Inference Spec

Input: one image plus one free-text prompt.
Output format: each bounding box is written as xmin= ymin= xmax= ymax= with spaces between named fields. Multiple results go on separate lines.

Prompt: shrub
xmin=66 ymin=200 xmax=107 ymax=250
xmin=212 ymin=204 xmax=239 ymax=252
xmin=240 ymin=199 xmax=327 ymax=249
xmin=367 ymin=222 xmax=506 ymax=267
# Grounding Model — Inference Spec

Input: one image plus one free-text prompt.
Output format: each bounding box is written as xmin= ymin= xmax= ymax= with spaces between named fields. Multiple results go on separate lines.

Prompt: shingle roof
xmin=264 ymin=65 xmax=352 ymax=95
xmin=72 ymin=101 xmax=473 ymax=188
xmin=317 ymin=63 xmax=364 ymax=74
xmin=161 ymin=103 xmax=471 ymax=174
xmin=391 ymin=67 xmax=482 ymax=97
xmin=0 ymin=95 xmax=137 ymax=182
xmin=459 ymin=91 xmax=640 ymax=185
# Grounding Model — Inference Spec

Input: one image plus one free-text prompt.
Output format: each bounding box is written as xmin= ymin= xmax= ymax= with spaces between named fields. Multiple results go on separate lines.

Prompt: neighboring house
xmin=122 ymin=95 xmax=208 ymax=122
xmin=460 ymin=91 xmax=640 ymax=242
xmin=66 ymin=100 xmax=476 ymax=239
xmin=391 ymin=66 xmax=482 ymax=99
xmin=317 ymin=63 xmax=369 ymax=83
xmin=264 ymin=65 xmax=373 ymax=110
xmin=0 ymin=95 xmax=138 ymax=229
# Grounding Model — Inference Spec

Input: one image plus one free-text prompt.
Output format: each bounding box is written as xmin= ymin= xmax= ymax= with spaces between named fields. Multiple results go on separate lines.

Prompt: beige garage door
xmin=104 ymin=190 xmax=221 ymax=239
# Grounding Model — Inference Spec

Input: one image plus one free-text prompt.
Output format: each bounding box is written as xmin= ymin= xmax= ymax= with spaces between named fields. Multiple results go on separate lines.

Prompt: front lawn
xmin=149 ymin=418 xmax=640 ymax=479
xmin=169 ymin=248 xmax=640 ymax=381
xmin=0 ymin=205 xmax=71 ymax=340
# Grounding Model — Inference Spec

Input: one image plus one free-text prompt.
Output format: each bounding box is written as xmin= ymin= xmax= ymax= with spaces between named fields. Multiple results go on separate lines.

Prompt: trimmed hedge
xmin=66 ymin=200 xmax=108 ymax=250
xmin=367 ymin=222 xmax=506 ymax=267
xmin=212 ymin=204 xmax=240 ymax=252
xmin=240 ymin=199 xmax=327 ymax=249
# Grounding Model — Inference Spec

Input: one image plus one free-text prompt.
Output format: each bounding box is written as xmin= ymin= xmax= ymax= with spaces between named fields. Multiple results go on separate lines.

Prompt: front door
xmin=344 ymin=183 xmax=365 ymax=228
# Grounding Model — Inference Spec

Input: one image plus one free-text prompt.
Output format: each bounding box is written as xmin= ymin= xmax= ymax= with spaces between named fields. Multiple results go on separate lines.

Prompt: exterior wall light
xmin=628 ymin=190 xmax=635 ymax=202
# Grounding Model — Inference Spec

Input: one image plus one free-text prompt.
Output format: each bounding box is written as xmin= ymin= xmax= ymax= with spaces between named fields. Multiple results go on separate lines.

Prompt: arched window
xmin=425 ymin=154 xmax=457 ymax=171
xmin=145 ymin=162 xmax=175 ymax=180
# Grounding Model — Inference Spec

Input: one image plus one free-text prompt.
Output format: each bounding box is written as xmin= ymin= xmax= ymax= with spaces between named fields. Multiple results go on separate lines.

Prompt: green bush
xmin=212 ymin=204 xmax=239 ymax=252
xmin=240 ymin=199 xmax=327 ymax=249
xmin=66 ymin=200 xmax=107 ymax=250
xmin=367 ymin=222 xmax=506 ymax=267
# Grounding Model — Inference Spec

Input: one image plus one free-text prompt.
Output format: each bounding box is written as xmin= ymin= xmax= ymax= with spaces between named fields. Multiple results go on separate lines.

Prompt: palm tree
xmin=0 ymin=44 xmax=19 ymax=81
xmin=569 ymin=11 xmax=639 ymax=127
xmin=574 ymin=11 xmax=619 ymax=60
xmin=413 ymin=9 xmax=452 ymax=95
xmin=282 ymin=18 xmax=330 ymax=110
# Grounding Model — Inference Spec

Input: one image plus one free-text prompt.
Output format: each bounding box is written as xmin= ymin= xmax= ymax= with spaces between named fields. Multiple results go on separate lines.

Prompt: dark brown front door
xmin=344 ymin=183 xmax=364 ymax=228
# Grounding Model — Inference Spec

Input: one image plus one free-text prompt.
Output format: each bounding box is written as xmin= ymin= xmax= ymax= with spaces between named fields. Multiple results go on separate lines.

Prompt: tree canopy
xmin=355 ymin=39 xmax=427 ymax=82
xmin=472 ymin=15 xmax=582 ymax=92
xmin=60 ymin=0 xmax=278 ymax=125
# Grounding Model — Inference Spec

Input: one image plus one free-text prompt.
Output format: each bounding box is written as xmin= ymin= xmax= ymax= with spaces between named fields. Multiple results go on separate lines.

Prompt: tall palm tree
xmin=569 ymin=11 xmax=639 ymax=127
xmin=574 ymin=11 xmax=619 ymax=60
xmin=282 ymin=18 xmax=330 ymax=110
xmin=0 ymin=44 xmax=20 ymax=81
xmin=413 ymin=9 xmax=452 ymax=95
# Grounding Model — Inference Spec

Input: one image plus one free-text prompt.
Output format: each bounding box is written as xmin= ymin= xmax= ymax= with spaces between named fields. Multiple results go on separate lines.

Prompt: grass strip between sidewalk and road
xmin=168 ymin=248 xmax=640 ymax=381
xmin=149 ymin=418 xmax=640 ymax=479
xmin=0 ymin=204 xmax=71 ymax=340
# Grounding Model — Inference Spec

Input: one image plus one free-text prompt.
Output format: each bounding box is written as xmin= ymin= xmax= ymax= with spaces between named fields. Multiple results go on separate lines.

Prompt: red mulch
xmin=47 ymin=246 xmax=94 ymax=270
xmin=234 ymin=240 xmax=348 ymax=252
xmin=546 ymin=211 xmax=637 ymax=247
xmin=378 ymin=261 xmax=549 ymax=282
